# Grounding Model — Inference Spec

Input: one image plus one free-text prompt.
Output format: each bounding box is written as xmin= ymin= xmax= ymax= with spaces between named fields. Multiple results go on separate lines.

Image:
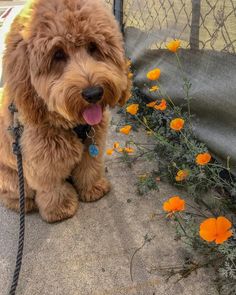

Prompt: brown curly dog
xmin=0 ymin=0 xmax=130 ymax=222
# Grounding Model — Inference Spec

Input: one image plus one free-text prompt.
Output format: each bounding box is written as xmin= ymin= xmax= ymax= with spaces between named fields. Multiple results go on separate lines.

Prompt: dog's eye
xmin=53 ymin=49 xmax=67 ymax=62
xmin=87 ymin=42 xmax=98 ymax=55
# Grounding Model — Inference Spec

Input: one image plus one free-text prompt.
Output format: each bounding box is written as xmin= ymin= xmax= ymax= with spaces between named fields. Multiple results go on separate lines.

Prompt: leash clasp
xmin=8 ymin=103 xmax=24 ymax=155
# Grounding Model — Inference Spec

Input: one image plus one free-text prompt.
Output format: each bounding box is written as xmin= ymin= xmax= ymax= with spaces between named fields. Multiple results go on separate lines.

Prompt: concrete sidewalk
xmin=0 ymin=110 xmax=218 ymax=295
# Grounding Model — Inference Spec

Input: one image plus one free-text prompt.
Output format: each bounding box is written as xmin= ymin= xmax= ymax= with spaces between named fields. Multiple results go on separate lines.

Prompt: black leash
xmin=6 ymin=103 xmax=91 ymax=295
xmin=8 ymin=104 xmax=25 ymax=295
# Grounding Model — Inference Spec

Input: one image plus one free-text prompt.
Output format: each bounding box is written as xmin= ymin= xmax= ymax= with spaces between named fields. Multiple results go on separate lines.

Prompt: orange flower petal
xmin=163 ymin=202 xmax=172 ymax=212
xmin=124 ymin=147 xmax=134 ymax=153
xmin=175 ymin=170 xmax=189 ymax=181
xmin=146 ymin=101 xmax=157 ymax=108
xmin=216 ymin=217 xmax=232 ymax=235
xmin=200 ymin=217 xmax=233 ymax=244
xmin=163 ymin=196 xmax=185 ymax=212
xmin=126 ymin=104 xmax=139 ymax=115
xmin=199 ymin=218 xmax=217 ymax=242
xmin=106 ymin=148 xmax=114 ymax=156
xmin=147 ymin=68 xmax=161 ymax=81
xmin=120 ymin=125 xmax=132 ymax=135
xmin=128 ymin=72 xmax=133 ymax=79
xmin=118 ymin=148 xmax=124 ymax=152
xmin=175 ymin=176 xmax=182 ymax=182
xmin=154 ymin=99 xmax=167 ymax=111
xmin=126 ymin=60 xmax=132 ymax=67
xmin=215 ymin=230 xmax=233 ymax=244
xmin=113 ymin=142 xmax=120 ymax=149
xmin=166 ymin=40 xmax=181 ymax=53
xmin=170 ymin=118 xmax=185 ymax=131
xmin=196 ymin=153 xmax=211 ymax=166
xmin=149 ymin=85 xmax=159 ymax=92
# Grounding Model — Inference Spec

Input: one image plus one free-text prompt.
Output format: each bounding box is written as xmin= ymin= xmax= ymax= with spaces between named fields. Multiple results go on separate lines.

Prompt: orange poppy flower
xmin=154 ymin=99 xmax=167 ymax=111
xmin=126 ymin=60 xmax=132 ymax=67
xmin=149 ymin=85 xmax=159 ymax=92
xmin=199 ymin=217 xmax=233 ymax=244
xmin=163 ymin=196 xmax=185 ymax=213
xmin=170 ymin=118 xmax=185 ymax=131
xmin=147 ymin=68 xmax=161 ymax=81
xmin=118 ymin=148 xmax=124 ymax=153
xmin=119 ymin=125 xmax=132 ymax=135
xmin=128 ymin=72 xmax=133 ymax=79
xmin=166 ymin=40 xmax=181 ymax=53
xmin=146 ymin=101 xmax=157 ymax=108
xmin=124 ymin=147 xmax=135 ymax=153
xmin=175 ymin=170 xmax=189 ymax=182
xmin=113 ymin=142 xmax=120 ymax=149
xmin=106 ymin=148 xmax=114 ymax=156
xmin=196 ymin=153 xmax=211 ymax=166
xmin=126 ymin=104 xmax=139 ymax=115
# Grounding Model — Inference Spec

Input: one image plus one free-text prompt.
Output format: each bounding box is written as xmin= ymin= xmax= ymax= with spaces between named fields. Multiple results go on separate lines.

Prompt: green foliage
xmin=124 ymin=85 xmax=236 ymax=211
xmin=120 ymin=55 xmax=236 ymax=293
xmin=136 ymin=171 xmax=159 ymax=195
xmin=219 ymin=242 xmax=236 ymax=281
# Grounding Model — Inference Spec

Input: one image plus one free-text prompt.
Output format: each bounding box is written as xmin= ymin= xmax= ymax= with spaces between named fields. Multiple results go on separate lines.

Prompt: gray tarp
xmin=122 ymin=0 xmax=236 ymax=172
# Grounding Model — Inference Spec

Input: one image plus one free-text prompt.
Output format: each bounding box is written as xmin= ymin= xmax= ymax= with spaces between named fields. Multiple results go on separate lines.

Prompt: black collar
xmin=73 ymin=124 xmax=91 ymax=143
xmin=9 ymin=103 xmax=91 ymax=143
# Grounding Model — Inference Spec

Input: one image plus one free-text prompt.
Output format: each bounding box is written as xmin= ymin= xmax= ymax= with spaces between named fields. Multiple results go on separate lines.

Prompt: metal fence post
xmin=113 ymin=0 xmax=124 ymax=33
xmin=190 ymin=0 xmax=201 ymax=50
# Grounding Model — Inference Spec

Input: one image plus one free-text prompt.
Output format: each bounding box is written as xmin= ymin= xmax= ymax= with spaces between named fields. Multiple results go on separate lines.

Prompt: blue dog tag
xmin=89 ymin=144 xmax=99 ymax=157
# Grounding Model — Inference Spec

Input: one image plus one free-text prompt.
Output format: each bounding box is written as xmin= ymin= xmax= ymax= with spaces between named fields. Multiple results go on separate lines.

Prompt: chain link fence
xmin=104 ymin=0 xmax=114 ymax=9
xmin=122 ymin=0 xmax=236 ymax=54
xmin=106 ymin=0 xmax=236 ymax=173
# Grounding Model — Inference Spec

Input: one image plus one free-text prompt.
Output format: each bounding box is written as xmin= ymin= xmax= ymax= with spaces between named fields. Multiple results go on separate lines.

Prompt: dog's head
xmin=3 ymin=0 xmax=131 ymax=125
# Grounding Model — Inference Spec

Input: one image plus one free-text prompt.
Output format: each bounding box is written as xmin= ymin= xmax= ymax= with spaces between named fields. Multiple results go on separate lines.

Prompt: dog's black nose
xmin=82 ymin=86 xmax=104 ymax=103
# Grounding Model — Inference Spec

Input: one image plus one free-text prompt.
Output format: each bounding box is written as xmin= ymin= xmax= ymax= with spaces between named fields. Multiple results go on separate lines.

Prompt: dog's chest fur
xmin=20 ymin=125 xmax=84 ymax=178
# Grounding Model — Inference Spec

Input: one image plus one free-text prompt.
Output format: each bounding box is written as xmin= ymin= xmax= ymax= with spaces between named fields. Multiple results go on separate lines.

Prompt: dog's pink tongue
xmin=82 ymin=104 xmax=102 ymax=126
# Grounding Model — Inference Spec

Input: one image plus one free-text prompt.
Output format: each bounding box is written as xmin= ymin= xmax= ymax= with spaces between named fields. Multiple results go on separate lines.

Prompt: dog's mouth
xmin=82 ymin=104 xmax=103 ymax=126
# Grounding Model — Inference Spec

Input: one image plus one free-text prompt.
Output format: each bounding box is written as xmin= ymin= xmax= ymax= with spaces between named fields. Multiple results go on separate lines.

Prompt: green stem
xmin=185 ymin=202 xmax=209 ymax=218
xmin=207 ymin=163 xmax=225 ymax=169
xmin=179 ymin=130 xmax=197 ymax=151
xmin=175 ymin=53 xmax=191 ymax=120
xmin=175 ymin=213 xmax=190 ymax=238
xmin=206 ymin=165 xmax=232 ymax=189
xmin=157 ymin=82 xmax=176 ymax=107
xmin=135 ymin=115 xmax=174 ymax=149
xmin=226 ymin=156 xmax=233 ymax=183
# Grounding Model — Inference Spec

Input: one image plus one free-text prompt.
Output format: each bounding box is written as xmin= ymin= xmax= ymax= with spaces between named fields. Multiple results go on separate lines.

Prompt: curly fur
xmin=0 ymin=0 xmax=131 ymax=222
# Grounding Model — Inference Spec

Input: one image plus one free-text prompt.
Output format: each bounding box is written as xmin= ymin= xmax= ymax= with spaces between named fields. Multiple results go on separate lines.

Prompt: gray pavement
xmin=0 ymin=110 xmax=218 ymax=295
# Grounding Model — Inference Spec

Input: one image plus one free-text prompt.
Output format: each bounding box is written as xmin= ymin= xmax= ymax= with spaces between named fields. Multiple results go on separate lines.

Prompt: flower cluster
xmin=119 ymin=125 xmax=132 ymax=135
xmin=146 ymin=68 xmax=161 ymax=80
xmin=163 ymin=196 xmax=185 ymax=213
xmin=147 ymin=99 xmax=167 ymax=111
xmin=196 ymin=153 xmax=211 ymax=165
xmin=126 ymin=104 xmax=139 ymax=115
xmin=117 ymin=39 xmax=235 ymax=288
xmin=166 ymin=39 xmax=181 ymax=52
xmin=170 ymin=118 xmax=185 ymax=131
xmin=120 ymin=44 xmax=212 ymax=170
xmin=175 ymin=170 xmax=189 ymax=182
xmin=106 ymin=142 xmax=134 ymax=156
xmin=163 ymin=196 xmax=233 ymax=245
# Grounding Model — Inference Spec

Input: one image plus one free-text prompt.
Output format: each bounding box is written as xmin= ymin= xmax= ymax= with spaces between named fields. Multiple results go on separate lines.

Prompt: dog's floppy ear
xmin=3 ymin=17 xmax=46 ymax=124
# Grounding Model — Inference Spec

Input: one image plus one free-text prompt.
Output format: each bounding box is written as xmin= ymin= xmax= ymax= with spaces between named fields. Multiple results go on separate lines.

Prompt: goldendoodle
xmin=0 ymin=0 xmax=131 ymax=222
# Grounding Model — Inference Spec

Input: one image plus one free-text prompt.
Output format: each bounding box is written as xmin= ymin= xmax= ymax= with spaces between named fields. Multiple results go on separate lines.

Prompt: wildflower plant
xmin=113 ymin=39 xmax=236 ymax=292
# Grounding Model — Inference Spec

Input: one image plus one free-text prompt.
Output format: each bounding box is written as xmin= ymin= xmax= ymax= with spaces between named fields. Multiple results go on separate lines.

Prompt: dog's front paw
xmin=40 ymin=199 xmax=78 ymax=223
xmin=36 ymin=183 xmax=79 ymax=223
xmin=79 ymin=178 xmax=110 ymax=202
